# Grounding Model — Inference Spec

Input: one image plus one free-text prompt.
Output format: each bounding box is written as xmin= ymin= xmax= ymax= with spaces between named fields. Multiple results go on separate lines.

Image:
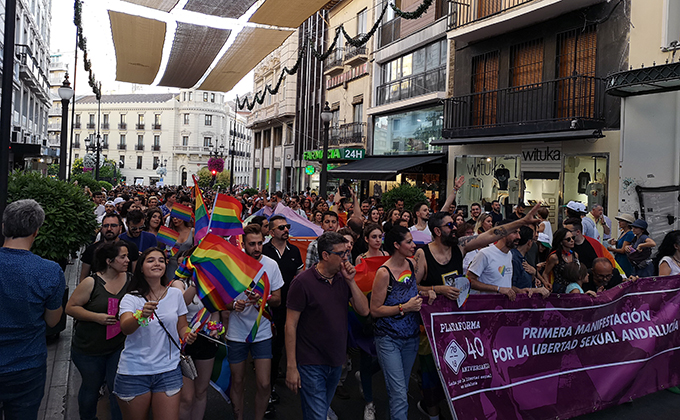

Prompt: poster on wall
xmin=420 ymin=276 xmax=680 ymax=419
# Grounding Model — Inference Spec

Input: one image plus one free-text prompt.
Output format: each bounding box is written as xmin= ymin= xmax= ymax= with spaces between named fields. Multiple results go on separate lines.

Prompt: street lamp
xmin=319 ymin=101 xmax=333 ymax=199
xmin=57 ymin=73 xmax=74 ymax=180
xmin=84 ymin=134 xmax=102 ymax=181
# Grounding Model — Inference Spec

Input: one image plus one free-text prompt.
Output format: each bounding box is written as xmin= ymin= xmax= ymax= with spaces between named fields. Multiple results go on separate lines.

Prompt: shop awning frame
xmin=432 ymin=129 xmax=603 ymax=146
xmin=605 ymin=62 xmax=680 ymax=97
xmin=328 ymin=154 xmax=446 ymax=181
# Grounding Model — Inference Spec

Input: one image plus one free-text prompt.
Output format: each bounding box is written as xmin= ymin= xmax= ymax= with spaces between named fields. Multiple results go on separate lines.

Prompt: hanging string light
xmin=74 ymin=0 xmax=102 ymax=100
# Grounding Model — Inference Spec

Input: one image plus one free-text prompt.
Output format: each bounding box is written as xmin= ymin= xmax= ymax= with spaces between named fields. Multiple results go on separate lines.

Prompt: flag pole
xmin=207 ymin=191 xmax=219 ymax=233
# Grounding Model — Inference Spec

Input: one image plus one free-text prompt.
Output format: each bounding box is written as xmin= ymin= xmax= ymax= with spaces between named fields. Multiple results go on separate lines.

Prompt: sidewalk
xmin=39 ymin=257 xmax=81 ymax=420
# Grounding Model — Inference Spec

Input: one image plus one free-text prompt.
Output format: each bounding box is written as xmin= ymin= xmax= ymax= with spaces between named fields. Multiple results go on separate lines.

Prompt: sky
xmin=49 ymin=0 xmax=254 ymax=100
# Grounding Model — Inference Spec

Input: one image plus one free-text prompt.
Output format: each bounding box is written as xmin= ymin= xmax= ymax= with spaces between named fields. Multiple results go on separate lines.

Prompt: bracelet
xmin=207 ymin=321 xmax=226 ymax=335
xmin=132 ymin=310 xmax=151 ymax=327
xmin=496 ymin=286 xmax=500 ymax=293
xmin=398 ymin=303 xmax=405 ymax=316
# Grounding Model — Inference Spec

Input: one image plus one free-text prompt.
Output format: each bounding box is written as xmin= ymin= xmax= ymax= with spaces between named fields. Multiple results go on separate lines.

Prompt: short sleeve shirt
xmin=119 ymin=231 xmax=158 ymax=253
xmin=468 ymin=245 xmax=513 ymax=293
xmin=226 ymin=255 xmax=285 ymax=343
xmin=287 ymin=266 xmax=351 ymax=367
xmin=262 ymin=241 xmax=304 ymax=307
xmin=81 ymin=239 xmax=139 ymax=272
xmin=0 ymin=248 xmax=65 ymax=374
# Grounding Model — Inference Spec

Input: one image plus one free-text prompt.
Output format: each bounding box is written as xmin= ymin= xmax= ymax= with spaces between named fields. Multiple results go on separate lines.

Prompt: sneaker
xmin=355 ymin=371 xmax=364 ymax=398
xmin=417 ymin=400 xmax=429 ymax=417
xmin=264 ymin=403 xmax=276 ymax=419
xmin=327 ymin=407 xmax=338 ymax=420
xmin=270 ymin=388 xmax=280 ymax=404
xmin=334 ymin=385 xmax=350 ymax=400
xmin=363 ymin=402 xmax=376 ymax=420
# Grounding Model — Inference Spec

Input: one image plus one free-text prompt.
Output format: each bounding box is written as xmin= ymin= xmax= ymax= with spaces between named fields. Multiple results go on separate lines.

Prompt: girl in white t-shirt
xmin=657 ymin=230 xmax=680 ymax=276
xmin=115 ymin=248 xmax=197 ymax=420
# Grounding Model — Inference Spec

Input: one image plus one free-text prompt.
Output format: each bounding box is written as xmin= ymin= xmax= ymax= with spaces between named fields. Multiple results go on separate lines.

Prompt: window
xmin=183 ymin=114 xmax=190 ymax=125
xmin=89 ymin=114 xmax=95 ymax=124
xmin=183 ymin=92 xmax=186 ymax=101
xmin=120 ymin=134 xmax=126 ymax=144
xmin=210 ymin=93 xmax=215 ymax=103
xmin=471 ymin=51 xmax=500 ymax=126
xmin=556 ymin=26 xmax=597 ymax=118
xmin=138 ymin=114 xmax=144 ymax=124
xmin=204 ymin=137 xmax=212 ymax=147
xmin=75 ymin=114 xmax=81 ymax=125
xmin=120 ymin=114 xmax=126 ymax=123
xmin=203 ymin=92 xmax=209 ymax=102
xmin=153 ymin=157 xmax=159 ymax=169
xmin=182 ymin=136 xmax=189 ymax=146
xmin=102 ymin=134 xmax=109 ymax=146
xmin=353 ymin=103 xmax=363 ymax=123
xmin=205 ymin=115 xmax=212 ymax=126
xmin=136 ymin=156 xmax=143 ymax=169
xmin=75 ymin=154 xmax=79 ymax=159
xmin=119 ymin=155 xmax=125 ymax=168
xmin=510 ymin=39 xmax=544 ymax=87
xmin=663 ymin=0 xmax=680 ymax=47
xmin=137 ymin=135 xmax=144 ymax=145
xmin=372 ymin=105 xmax=444 ymax=155
xmin=154 ymin=114 xmax=161 ymax=125
xmin=103 ymin=114 xmax=109 ymax=125
xmin=153 ymin=135 xmax=160 ymax=146
xmin=357 ymin=9 xmax=367 ymax=35
xmin=188 ymin=92 xmax=193 ymax=101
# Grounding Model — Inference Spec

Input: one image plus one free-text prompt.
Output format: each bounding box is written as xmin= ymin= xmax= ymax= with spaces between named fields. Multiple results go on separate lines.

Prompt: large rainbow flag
xmin=170 ymin=203 xmax=193 ymax=222
xmin=193 ymin=175 xmax=210 ymax=242
xmin=157 ymin=225 xmax=179 ymax=247
xmin=210 ymin=193 xmax=243 ymax=237
xmin=177 ymin=233 xmax=265 ymax=312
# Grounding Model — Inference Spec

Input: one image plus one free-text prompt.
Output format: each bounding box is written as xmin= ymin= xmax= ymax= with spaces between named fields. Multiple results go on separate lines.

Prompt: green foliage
xmin=243 ymin=188 xmax=258 ymax=197
xmin=99 ymin=180 xmax=113 ymax=191
xmin=197 ymin=166 xmax=231 ymax=190
xmin=7 ymin=171 xmax=98 ymax=262
xmin=71 ymin=173 xmax=101 ymax=192
xmin=381 ymin=183 xmax=428 ymax=213
xmin=71 ymin=157 xmax=84 ymax=176
xmin=47 ymin=163 xmax=59 ymax=176
xmin=98 ymin=159 xmax=118 ymax=180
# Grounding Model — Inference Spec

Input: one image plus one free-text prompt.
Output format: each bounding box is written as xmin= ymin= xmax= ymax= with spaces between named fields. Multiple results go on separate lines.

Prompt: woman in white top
xmin=115 ymin=248 xmax=197 ymax=420
xmin=656 ymin=230 xmax=680 ymax=276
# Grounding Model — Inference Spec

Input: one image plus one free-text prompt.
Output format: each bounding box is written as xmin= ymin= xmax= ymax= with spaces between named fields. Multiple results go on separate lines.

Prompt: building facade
xmin=329 ymin=0 xmax=450 ymax=202
xmin=227 ymin=102 xmax=252 ymax=187
xmin=247 ymin=31 xmax=299 ymax=192
xmin=2 ymin=0 xmax=53 ymax=170
xmin=72 ymin=90 xmax=251 ymax=186
xmin=435 ymin=0 xmax=627 ymax=227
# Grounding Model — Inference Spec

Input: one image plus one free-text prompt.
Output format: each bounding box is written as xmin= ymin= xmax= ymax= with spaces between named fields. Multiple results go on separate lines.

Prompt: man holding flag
xmin=226 ymin=224 xmax=284 ymax=420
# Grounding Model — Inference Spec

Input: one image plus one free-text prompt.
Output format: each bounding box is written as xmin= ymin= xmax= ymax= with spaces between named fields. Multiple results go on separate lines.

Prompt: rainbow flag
xmin=354 ymin=255 xmax=391 ymax=293
xmin=245 ymin=272 xmax=270 ymax=343
xmin=189 ymin=307 xmax=211 ymax=332
xmin=193 ymin=175 xmax=210 ymax=242
xmin=157 ymin=225 xmax=179 ymax=247
xmin=210 ymin=343 xmax=231 ymax=403
xmin=170 ymin=203 xmax=193 ymax=222
xmin=210 ymin=193 xmax=243 ymax=237
xmin=184 ymin=233 xmax=264 ymax=312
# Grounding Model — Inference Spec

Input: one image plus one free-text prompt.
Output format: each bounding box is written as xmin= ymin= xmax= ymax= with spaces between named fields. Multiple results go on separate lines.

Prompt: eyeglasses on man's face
xmin=275 ymin=224 xmax=291 ymax=231
xmin=329 ymin=249 xmax=351 ymax=258
xmin=102 ymin=223 xmax=120 ymax=229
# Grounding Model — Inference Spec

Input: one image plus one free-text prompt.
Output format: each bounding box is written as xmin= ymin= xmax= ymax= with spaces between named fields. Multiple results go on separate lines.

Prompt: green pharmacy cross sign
xmin=303 ymin=148 xmax=365 ymax=161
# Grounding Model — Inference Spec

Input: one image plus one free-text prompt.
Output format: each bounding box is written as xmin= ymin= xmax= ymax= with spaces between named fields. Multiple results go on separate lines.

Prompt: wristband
xmin=398 ymin=303 xmax=405 ymax=316
xmin=207 ymin=321 xmax=226 ymax=336
xmin=133 ymin=310 xmax=151 ymax=327
xmin=496 ymin=286 xmax=500 ymax=293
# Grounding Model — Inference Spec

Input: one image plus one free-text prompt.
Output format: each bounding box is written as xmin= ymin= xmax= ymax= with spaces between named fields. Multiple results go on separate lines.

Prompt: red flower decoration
xmin=208 ymin=157 xmax=224 ymax=173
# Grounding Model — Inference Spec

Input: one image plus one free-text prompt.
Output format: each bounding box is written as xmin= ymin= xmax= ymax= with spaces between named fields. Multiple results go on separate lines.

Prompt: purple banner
xmin=420 ymin=276 xmax=680 ymax=419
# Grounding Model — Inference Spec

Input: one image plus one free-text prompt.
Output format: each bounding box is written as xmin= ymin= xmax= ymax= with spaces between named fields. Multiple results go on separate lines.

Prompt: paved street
xmin=43 ymin=256 xmax=680 ymax=420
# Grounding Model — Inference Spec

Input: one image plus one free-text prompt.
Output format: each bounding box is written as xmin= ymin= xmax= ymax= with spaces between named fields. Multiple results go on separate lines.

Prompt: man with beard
xmin=467 ymin=220 xmax=522 ymax=300
xmin=79 ymin=213 xmax=139 ymax=281
xmin=413 ymin=207 xmax=540 ymax=419
xmin=227 ymin=224 xmax=283 ymax=420
xmin=410 ymin=202 xmax=432 ymax=240
xmin=262 ymin=216 xmax=304 ymax=406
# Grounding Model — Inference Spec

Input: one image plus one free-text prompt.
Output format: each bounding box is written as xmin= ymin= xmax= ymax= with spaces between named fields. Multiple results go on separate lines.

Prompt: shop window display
xmin=454 ymin=156 xmax=521 ymax=217
xmin=563 ymin=155 xmax=608 ymax=211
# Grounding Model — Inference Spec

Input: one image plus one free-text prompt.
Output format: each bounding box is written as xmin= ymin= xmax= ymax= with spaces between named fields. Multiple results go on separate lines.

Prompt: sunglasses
xmin=564 ymin=236 xmax=575 ymax=242
xmin=128 ymin=226 xmax=144 ymax=232
xmin=102 ymin=223 xmax=120 ymax=229
xmin=275 ymin=224 xmax=291 ymax=231
xmin=440 ymin=222 xmax=455 ymax=229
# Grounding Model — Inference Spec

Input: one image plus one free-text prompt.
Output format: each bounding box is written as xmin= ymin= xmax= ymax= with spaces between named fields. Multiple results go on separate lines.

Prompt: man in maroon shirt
xmin=285 ymin=232 xmax=369 ymax=420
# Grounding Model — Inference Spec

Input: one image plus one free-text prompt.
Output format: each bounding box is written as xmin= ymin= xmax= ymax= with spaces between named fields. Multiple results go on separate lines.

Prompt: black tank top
xmin=421 ymin=244 xmax=464 ymax=287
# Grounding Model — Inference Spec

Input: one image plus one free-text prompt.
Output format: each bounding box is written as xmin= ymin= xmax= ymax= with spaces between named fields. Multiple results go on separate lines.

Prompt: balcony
xmin=153 ymin=145 xmax=161 ymax=151
xmin=330 ymin=122 xmax=367 ymax=147
xmin=136 ymin=124 xmax=145 ymax=130
xmin=74 ymin=142 xmax=81 ymax=149
xmin=344 ymin=45 xmax=368 ymax=66
xmin=376 ymin=67 xmax=446 ymax=106
xmin=118 ymin=123 xmax=127 ymax=130
xmin=378 ymin=18 xmax=400 ymax=49
xmin=75 ymin=122 xmax=81 ymax=128
xmin=118 ymin=144 xmax=126 ymax=150
xmin=441 ymin=75 xmax=606 ymax=142
xmin=102 ymin=143 xmax=109 ymax=150
xmin=135 ymin=144 xmax=144 ymax=151
xmin=324 ymin=49 xmax=345 ymax=76
xmin=101 ymin=123 xmax=110 ymax=130
xmin=15 ymin=45 xmax=50 ymax=93
xmin=86 ymin=123 xmax=96 ymax=129
xmin=153 ymin=124 xmax=162 ymax=130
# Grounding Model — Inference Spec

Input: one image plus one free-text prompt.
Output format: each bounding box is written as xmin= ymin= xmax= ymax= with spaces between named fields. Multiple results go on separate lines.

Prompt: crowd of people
xmin=3 ymin=176 xmax=680 ymax=420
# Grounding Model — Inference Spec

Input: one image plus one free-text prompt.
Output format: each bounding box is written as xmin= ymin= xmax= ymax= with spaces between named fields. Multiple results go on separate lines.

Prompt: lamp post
xmin=229 ymin=108 xmax=237 ymax=193
xmin=319 ymin=101 xmax=333 ymax=199
xmin=209 ymin=143 xmax=225 ymax=187
xmin=58 ymin=73 xmax=74 ymax=180
xmin=84 ymin=134 xmax=102 ymax=181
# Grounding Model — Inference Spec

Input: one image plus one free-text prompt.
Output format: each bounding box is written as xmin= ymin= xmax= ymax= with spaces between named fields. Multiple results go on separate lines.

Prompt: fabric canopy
xmin=198 ymin=27 xmax=294 ymax=92
xmin=183 ymin=0 xmax=258 ymax=18
xmin=158 ymin=23 xmax=231 ymax=88
xmin=122 ymin=0 xmax=179 ymax=12
xmin=249 ymin=0 xmax=330 ymax=28
xmin=328 ymin=155 xmax=446 ymax=181
xmin=109 ymin=11 xmax=166 ymax=84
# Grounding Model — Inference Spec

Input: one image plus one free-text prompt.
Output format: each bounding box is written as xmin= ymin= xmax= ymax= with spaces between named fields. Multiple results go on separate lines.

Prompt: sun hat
xmin=614 ymin=213 xmax=635 ymax=224
xmin=564 ymin=201 xmax=586 ymax=213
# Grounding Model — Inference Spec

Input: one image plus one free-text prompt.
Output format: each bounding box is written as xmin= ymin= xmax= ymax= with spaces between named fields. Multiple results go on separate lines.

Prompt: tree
xmin=381 ymin=183 xmax=428 ymax=213
xmin=71 ymin=157 xmax=84 ymax=176
xmin=197 ymin=166 xmax=231 ymax=190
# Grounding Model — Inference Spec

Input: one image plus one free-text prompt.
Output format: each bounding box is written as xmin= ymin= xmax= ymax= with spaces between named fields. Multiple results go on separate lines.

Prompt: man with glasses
xmin=289 ymin=196 xmax=306 ymax=217
xmin=227 ymin=224 xmax=284 ymax=420
xmin=413 ymin=207 xmax=541 ymax=419
xmin=263 ymin=216 xmax=304 ymax=406
xmin=583 ymin=258 xmax=627 ymax=294
xmin=80 ymin=213 xmax=139 ymax=281
xmin=285 ymin=232 xmax=369 ymax=420
xmin=119 ymin=210 xmax=158 ymax=253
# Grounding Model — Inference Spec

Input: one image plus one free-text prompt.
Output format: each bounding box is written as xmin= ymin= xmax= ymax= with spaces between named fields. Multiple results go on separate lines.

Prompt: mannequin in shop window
xmin=587 ymin=169 xmax=606 ymax=209
xmin=494 ymin=164 xmax=510 ymax=190
xmin=577 ymin=169 xmax=591 ymax=194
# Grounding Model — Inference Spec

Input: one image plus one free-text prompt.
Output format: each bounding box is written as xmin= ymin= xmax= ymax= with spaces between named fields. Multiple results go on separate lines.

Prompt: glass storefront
xmin=373 ymin=105 xmax=444 ymax=155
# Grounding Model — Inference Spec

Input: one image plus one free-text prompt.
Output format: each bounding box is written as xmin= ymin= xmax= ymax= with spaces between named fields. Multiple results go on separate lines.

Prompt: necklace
xmin=149 ymin=286 xmax=169 ymax=302
xmin=315 ymin=266 xmax=334 ymax=281
xmin=672 ymin=255 xmax=680 ymax=268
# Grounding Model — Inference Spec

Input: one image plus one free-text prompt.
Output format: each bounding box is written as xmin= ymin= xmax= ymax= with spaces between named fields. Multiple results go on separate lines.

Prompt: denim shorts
xmin=227 ymin=339 xmax=272 ymax=364
xmin=113 ymin=365 xmax=183 ymax=401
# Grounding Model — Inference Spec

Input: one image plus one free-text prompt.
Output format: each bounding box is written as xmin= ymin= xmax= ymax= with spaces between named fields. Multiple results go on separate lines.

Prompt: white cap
xmin=565 ymin=201 xmax=586 ymax=213
xmin=113 ymin=197 xmax=125 ymax=205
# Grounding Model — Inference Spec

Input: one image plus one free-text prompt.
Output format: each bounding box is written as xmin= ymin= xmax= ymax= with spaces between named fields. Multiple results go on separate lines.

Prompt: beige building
xmin=72 ymin=90 xmax=250 ymax=186
xmin=247 ymin=32 xmax=299 ymax=192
